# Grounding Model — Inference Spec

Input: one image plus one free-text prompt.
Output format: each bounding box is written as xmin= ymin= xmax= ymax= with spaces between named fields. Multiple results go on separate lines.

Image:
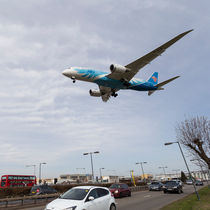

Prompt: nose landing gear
xmin=71 ymin=76 xmax=76 ymax=83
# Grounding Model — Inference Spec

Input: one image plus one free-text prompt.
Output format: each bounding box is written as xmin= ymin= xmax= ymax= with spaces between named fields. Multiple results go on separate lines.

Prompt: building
xmin=101 ymin=175 xmax=119 ymax=183
xmin=58 ymin=174 xmax=92 ymax=184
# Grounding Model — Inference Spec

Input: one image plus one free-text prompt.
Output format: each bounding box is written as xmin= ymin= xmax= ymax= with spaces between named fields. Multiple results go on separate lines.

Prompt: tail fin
xmin=148 ymin=72 xmax=158 ymax=85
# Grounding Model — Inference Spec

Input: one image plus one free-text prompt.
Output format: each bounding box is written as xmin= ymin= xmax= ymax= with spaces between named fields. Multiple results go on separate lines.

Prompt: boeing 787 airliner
xmin=63 ymin=30 xmax=192 ymax=102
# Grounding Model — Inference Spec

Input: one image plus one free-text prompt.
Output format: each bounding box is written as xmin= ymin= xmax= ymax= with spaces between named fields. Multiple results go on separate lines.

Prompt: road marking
xmin=144 ymin=195 xmax=152 ymax=198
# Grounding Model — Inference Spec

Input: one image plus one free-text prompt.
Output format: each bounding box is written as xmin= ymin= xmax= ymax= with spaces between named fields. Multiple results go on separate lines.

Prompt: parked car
xmin=149 ymin=182 xmax=163 ymax=191
xmin=186 ymin=179 xmax=193 ymax=185
xmin=45 ymin=186 xmax=116 ymax=210
xmin=163 ymin=181 xmax=183 ymax=194
xmin=195 ymin=180 xmax=204 ymax=186
xmin=109 ymin=183 xmax=131 ymax=198
xmin=30 ymin=185 xmax=57 ymax=195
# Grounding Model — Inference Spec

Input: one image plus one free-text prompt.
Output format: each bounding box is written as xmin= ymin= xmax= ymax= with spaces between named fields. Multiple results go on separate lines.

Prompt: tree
xmin=176 ymin=116 xmax=210 ymax=169
xmin=180 ymin=171 xmax=187 ymax=182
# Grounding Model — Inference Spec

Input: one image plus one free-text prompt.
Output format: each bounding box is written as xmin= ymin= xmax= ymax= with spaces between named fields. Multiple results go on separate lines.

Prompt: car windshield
xmin=151 ymin=182 xmax=160 ymax=185
xmin=60 ymin=188 xmax=89 ymax=200
xmin=110 ymin=184 xmax=122 ymax=189
xmin=165 ymin=181 xmax=177 ymax=186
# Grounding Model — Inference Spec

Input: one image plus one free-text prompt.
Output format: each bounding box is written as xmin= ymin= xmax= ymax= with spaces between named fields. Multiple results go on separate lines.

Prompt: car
xmin=109 ymin=183 xmax=131 ymax=198
xmin=45 ymin=186 xmax=116 ymax=210
xmin=149 ymin=182 xmax=163 ymax=191
xmin=30 ymin=185 xmax=57 ymax=195
xmin=186 ymin=179 xmax=193 ymax=185
xmin=163 ymin=181 xmax=183 ymax=194
xmin=195 ymin=180 xmax=204 ymax=186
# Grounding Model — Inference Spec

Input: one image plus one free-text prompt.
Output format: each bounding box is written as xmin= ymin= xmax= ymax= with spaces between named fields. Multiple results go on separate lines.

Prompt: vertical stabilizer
xmin=148 ymin=72 xmax=158 ymax=85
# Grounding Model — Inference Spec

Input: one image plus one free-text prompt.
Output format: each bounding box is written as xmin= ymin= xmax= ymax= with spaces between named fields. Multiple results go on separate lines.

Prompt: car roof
xmin=72 ymin=186 xmax=108 ymax=190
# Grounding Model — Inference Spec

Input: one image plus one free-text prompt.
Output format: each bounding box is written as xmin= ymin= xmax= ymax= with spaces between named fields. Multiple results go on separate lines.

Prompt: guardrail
xmin=0 ymin=193 xmax=59 ymax=208
xmin=0 ymin=186 xmax=148 ymax=208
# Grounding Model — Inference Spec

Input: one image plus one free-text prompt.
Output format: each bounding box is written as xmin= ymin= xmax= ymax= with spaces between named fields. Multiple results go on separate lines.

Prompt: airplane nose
xmin=62 ymin=69 xmax=70 ymax=76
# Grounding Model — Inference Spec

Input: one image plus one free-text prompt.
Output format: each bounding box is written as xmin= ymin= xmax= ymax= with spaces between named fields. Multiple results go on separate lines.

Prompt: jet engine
xmin=110 ymin=64 xmax=130 ymax=73
xmin=89 ymin=89 xmax=101 ymax=97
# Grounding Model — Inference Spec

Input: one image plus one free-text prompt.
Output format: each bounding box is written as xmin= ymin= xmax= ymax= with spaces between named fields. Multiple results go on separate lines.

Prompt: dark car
xmin=109 ymin=183 xmax=131 ymax=198
xmin=195 ymin=180 xmax=204 ymax=186
xmin=30 ymin=185 xmax=57 ymax=195
xmin=149 ymin=182 xmax=163 ymax=191
xmin=163 ymin=181 xmax=183 ymax=194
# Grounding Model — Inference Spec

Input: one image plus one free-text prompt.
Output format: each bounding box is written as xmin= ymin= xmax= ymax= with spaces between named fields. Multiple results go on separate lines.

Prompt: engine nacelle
xmin=110 ymin=64 xmax=130 ymax=73
xmin=89 ymin=89 xmax=101 ymax=97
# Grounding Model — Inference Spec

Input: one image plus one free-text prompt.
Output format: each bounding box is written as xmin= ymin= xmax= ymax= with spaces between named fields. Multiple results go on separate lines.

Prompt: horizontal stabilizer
xmin=156 ymin=76 xmax=180 ymax=88
xmin=148 ymin=76 xmax=180 ymax=96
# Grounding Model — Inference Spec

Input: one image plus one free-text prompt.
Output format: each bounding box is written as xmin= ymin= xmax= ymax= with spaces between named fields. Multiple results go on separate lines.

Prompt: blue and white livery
xmin=63 ymin=30 xmax=192 ymax=102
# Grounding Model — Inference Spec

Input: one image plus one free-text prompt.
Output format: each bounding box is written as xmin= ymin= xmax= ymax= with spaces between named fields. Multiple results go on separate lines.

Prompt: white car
xmin=45 ymin=186 xmax=116 ymax=210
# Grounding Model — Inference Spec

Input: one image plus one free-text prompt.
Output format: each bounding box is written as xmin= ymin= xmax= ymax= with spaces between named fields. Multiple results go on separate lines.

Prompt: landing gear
xmin=71 ymin=76 xmax=76 ymax=83
xmin=111 ymin=92 xmax=118 ymax=97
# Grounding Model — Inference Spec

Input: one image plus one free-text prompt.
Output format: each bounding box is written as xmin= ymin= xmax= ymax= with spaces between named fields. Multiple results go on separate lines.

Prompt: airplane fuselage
xmin=63 ymin=67 xmax=157 ymax=91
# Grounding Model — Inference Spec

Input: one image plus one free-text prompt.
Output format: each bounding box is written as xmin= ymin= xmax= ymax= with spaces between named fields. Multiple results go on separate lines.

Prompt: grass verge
xmin=161 ymin=186 xmax=210 ymax=210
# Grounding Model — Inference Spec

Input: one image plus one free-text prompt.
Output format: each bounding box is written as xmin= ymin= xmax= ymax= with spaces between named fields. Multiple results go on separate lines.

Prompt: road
xmin=23 ymin=184 xmax=204 ymax=210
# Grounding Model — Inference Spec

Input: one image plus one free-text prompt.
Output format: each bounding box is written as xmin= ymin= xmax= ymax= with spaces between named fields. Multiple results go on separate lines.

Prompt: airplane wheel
xmin=114 ymin=93 xmax=118 ymax=97
xmin=73 ymin=80 xmax=76 ymax=83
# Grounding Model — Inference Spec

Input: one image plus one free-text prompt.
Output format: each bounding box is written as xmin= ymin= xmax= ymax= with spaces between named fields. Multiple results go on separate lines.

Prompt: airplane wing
xmin=99 ymin=86 xmax=118 ymax=102
xmin=107 ymin=30 xmax=193 ymax=81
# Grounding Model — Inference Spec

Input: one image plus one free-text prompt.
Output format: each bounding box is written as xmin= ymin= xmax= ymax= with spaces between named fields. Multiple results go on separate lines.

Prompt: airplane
xmin=62 ymin=29 xmax=193 ymax=102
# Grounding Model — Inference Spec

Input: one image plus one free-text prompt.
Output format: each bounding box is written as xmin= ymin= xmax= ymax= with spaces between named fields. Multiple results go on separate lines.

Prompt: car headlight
xmin=114 ymin=190 xmax=119 ymax=193
xmin=63 ymin=207 xmax=77 ymax=210
xmin=173 ymin=186 xmax=177 ymax=189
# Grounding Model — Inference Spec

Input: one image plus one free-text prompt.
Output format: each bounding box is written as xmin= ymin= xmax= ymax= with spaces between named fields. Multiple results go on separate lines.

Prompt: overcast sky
xmin=0 ymin=0 xmax=209 ymax=179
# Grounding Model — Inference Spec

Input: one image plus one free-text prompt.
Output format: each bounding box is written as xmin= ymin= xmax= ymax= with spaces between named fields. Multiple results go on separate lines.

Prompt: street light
xmin=172 ymin=169 xmax=180 ymax=178
xmin=26 ymin=165 xmax=36 ymax=176
xmin=76 ymin=168 xmax=86 ymax=174
xmin=39 ymin=162 xmax=46 ymax=184
xmin=99 ymin=168 xmax=105 ymax=182
xmin=190 ymin=159 xmax=210 ymax=189
xmin=158 ymin=166 xmax=168 ymax=179
xmin=83 ymin=151 xmax=100 ymax=181
xmin=164 ymin=141 xmax=200 ymax=200
xmin=136 ymin=162 xmax=147 ymax=182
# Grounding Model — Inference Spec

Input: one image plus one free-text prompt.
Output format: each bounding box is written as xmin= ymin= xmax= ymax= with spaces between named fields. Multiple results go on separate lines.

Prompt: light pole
xmin=164 ymin=141 xmax=200 ymax=200
xmin=190 ymin=159 xmax=210 ymax=189
xmin=26 ymin=165 xmax=36 ymax=176
xmin=136 ymin=162 xmax=147 ymax=182
xmin=159 ymin=166 xmax=168 ymax=180
xmin=83 ymin=151 xmax=99 ymax=181
xmin=76 ymin=168 xmax=86 ymax=174
xmin=172 ymin=169 xmax=180 ymax=178
xmin=39 ymin=162 xmax=46 ymax=184
xmin=99 ymin=168 xmax=105 ymax=182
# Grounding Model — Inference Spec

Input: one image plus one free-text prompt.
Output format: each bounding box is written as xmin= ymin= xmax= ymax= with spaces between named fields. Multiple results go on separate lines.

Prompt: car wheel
xmin=164 ymin=190 xmax=167 ymax=194
xmin=110 ymin=204 xmax=116 ymax=210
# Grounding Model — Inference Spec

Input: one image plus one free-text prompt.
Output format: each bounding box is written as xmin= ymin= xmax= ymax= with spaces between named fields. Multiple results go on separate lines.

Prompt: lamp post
xmin=136 ymin=162 xmax=147 ymax=182
xmin=158 ymin=166 xmax=168 ymax=180
xmin=164 ymin=141 xmax=200 ymax=200
xmin=190 ymin=159 xmax=210 ymax=189
xmin=39 ymin=162 xmax=46 ymax=184
xmin=83 ymin=151 xmax=99 ymax=181
xmin=26 ymin=164 xmax=36 ymax=176
xmin=76 ymin=168 xmax=86 ymax=174
xmin=172 ymin=169 xmax=180 ymax=179
xmin=99 ymin=168 xmax=105 ymax=182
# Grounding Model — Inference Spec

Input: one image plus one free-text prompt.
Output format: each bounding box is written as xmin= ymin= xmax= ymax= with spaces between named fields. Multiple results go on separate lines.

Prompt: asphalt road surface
xmin=24 ymin=184 xmax=205 ymax=210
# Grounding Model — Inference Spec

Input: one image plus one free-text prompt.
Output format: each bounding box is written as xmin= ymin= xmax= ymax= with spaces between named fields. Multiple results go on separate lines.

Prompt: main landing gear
xmin=111 ymin=92 xmax=118 ymax=97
